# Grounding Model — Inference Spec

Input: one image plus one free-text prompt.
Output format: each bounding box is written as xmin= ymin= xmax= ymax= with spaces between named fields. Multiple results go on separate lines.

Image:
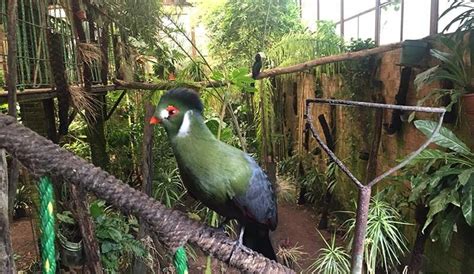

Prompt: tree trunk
xmin=0 ymin=150 xmax=15 ymax=273
xmin=132 ymin=103 xmax=155 ymax=273
xmin=69 ymin=4 xmax=105 ymax=272
xmin=69 ymin=185 xmax=103 ymax=274
xmin=6 ymin=0 xmax=19 ymax=222
xmin=71 ymin=0 xmax=109 ymax=170
xmin=407 ymin=205 xmax=432 ymax=273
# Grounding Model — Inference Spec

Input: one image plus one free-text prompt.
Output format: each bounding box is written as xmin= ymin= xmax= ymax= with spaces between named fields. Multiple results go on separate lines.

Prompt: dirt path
xmin=189 ymin=202 xmax=331 ymax=273
xmin=11 ymin=218 xmax=39 ymax=271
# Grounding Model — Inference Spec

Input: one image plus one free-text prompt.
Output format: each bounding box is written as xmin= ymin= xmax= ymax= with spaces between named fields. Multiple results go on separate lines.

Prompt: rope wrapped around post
xmin=0 ymin=114 xmax=293 ymax=274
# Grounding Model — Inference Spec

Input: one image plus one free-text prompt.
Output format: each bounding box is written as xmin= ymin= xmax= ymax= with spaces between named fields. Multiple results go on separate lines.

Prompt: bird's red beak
xmin=149 ymin=116 xmax=161 ymax=125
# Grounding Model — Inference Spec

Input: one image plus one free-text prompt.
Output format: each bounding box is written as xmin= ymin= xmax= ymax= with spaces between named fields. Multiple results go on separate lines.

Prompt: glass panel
xmin=344 ymin=0 xmax=374 ymax=19
xmin=319 ymin=0 xmax=341 ymax=22
xmin=403 ymin=0 xmax=430 ymax=40
xmin=380 ymin=3 xmax=402 ymax=44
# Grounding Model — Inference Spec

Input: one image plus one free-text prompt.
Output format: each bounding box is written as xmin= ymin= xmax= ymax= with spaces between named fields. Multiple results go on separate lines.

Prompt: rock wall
xmin=276 ymin=37 xmax=474 ymax=272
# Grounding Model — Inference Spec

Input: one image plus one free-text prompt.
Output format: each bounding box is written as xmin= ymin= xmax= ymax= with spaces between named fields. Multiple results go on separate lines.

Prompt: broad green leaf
xmin=414 ymin=120 xmax=471 ymax=155
xmin=459 ymin=168 xmax=474 ymax=186
xmin=411 ymin=149 xmax=447 ymax=164
xmin=432 ymin=209 xmax=460 ymax=251
xmin=423 ymin=188 xmax=458 ymax=232
xmin=462 ymin=176 xmax=474 ymax=226
xmin=210 ymin=70 xmax=225 ymax=81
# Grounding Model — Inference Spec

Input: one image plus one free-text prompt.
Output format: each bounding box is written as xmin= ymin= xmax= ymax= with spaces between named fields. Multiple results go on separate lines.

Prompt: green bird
xmin=150 ymin=88 xmax=278 ymax=260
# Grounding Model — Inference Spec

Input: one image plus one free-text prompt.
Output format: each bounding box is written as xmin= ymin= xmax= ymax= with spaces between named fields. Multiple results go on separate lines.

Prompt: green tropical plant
xmin=203 ymin=0 xmax=303 ymax=68
xmin=440 ymin=1 xmax=473 ymax=34
xmin=268 ymin=21 xmax=344 ymax=77
xmin=343 ymin=196 xmax=409 ymax=273
xmin=405 ymin=120 xmax=474 ymax=250
xmin=307 ymin=230 xmax=351 ymax=274
xmin=413 ymin=35 xmax=473 ymax=114
xmin=153 ymin=168 xmax=186 ymax=208
xmin=90 ymin=200 xmax=149 ymax=272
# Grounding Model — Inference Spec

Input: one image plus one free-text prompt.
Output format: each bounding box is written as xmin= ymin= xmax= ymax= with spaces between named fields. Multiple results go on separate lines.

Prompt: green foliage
xmin=413 ymin=35 xmax=473 ymax=114
xmin=277 ymin=243 xmax=306 ymax=270
xmin=178 ymin=57 xmax=209 ymax=82
xmin=403 ymin=120 xmax=474 ymax=249
xmin=151 ymin=43 xmax=186 ymax=79
xmin=204 ymin=0 xmax=303 ymax=67
xmin=440 ymin=1 xmax=474 ymax=34
xmin=153 ymin=168 xmax=186 ymax=208
xmin=342 ymin=38 xmax=377 ymax=100
xmin=308 ymin=231 xmax=350 ymax=274
xmin=268 ymin=21 xmax=344 ymax=77
xmin=0 ymin=69 xmax=4 ymax=89
xmin=344 ymin=196 xmax=409 ymax=273
xmin=93 ymin=0 xmax=162 ymax=45
xmin=91 ymin=200 xmax=148 ymax=272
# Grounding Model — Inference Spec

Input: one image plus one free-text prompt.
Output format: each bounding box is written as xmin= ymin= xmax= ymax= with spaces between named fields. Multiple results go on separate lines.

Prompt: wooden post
xmin=0 ymin=150 xmax=15 ymax=273
xmin=132 ymin=102 xmax=155 ymax=273
xmin=375 ymin=0 xmax=381 ymax=45
xmin=47 ymin=32 xmax=70 ymax=136
xmin=6 ymin=0 xmax=19 ymax=223
xmin=430 ymin=0 xmax=439 ymax=35
xmin=70 ymin=2 xmax=104 ymax=273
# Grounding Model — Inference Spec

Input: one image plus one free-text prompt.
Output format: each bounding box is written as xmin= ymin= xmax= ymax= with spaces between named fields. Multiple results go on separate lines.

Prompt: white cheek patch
xmin=160 ymin=109 xmax=169 ymax=120
xmin=177 ymin=110 xmax=192 ymax=137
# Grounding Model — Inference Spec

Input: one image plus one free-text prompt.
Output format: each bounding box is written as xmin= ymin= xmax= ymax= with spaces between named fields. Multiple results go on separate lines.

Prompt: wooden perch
xmin=113 ymin=79 xmax=226 ymax=91
xmin=256 ymin=42 xmax=402 ymax=79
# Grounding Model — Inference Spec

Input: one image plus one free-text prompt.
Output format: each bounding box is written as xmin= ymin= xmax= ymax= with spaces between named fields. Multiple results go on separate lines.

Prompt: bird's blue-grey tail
xmin=243 ymin=224 xmax=277 ymax=261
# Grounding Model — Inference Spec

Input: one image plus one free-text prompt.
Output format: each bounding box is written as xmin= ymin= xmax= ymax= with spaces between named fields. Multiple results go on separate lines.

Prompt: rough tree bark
xmin=0 ymin=150 xmax=15 ymax=273
xmin=132 ymin=103 xmax=155 ymax=273
xmin=70 ymin=2 xmax=104 ymax=272
xmin=6 ymin=0 xmax=19 ymax=223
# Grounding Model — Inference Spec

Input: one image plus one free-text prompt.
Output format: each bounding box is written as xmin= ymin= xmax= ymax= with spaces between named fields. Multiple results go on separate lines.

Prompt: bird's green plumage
xmin=154 ymin=88 xmax=278 ymax=260
xmin=171 ymin=111 xmax=251 ymax=205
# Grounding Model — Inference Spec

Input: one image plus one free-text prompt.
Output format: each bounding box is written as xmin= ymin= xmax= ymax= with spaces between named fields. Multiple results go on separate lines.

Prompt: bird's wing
xmin=232 ymin=155 xmax=278 ymax=230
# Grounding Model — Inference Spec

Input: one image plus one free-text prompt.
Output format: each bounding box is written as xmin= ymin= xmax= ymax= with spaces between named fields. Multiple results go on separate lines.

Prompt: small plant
xmin=153 ymin=168 xmax=186 ymax=208
xmin=90 ymin=200 xmax=149 ymax=272
xmin=308 ymin=230 xmax=350 ymax=274
xmin=14 ymin=185 xmax=32 ymax=219
xmin=277 ymin=240 xmax=306 ymax=269
xmin=343 ymin=196 xmax=409 ymax=273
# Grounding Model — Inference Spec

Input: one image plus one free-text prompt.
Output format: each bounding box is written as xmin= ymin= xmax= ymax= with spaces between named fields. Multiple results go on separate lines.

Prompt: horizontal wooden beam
xmin=113 ymin=79 xmax=226 ymax=90
xmin=255 ymin=42 xmax=402 ymax=79
xmin=0 ymin=85 xmax=117 ymax=104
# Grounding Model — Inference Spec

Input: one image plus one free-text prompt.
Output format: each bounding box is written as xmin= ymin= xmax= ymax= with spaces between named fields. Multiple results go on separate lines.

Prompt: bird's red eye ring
xmin=166 ymin=105 xmax=179 ymax=116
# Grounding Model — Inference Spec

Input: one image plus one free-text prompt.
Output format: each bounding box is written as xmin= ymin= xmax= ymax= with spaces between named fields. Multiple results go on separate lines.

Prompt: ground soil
xmin=12 ymin=202 xmax=334 ymax=273
xmin=11 ymin=217 xmax=40 ymax=271
xmin=187 ymin=201 xmax=332 ymax=273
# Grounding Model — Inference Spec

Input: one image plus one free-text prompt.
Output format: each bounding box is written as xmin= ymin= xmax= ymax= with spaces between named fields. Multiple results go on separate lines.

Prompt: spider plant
xmin=277 ymin=242 xmax=307 ymax=270
xmin=307 ymin=230 xmax=351 ymax=274
xmin=413 ymin=35 xmax=473 ymax=113
xmin=343 ymin=196 xmax=409 ymax=273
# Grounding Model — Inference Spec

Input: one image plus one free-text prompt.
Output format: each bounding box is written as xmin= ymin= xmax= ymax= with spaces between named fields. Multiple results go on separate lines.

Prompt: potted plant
xmin=56 ymin=211 xmax=84 ymax=267
xmin=13 ymin=185 xmax=31 ymax=219
xmin=414 ymin=2 xmax=473 ymax=121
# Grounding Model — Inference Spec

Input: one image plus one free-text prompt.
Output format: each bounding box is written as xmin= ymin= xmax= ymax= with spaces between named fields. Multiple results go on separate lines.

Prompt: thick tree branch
xmin=256 ymin=42 xmax=402 ymax=79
